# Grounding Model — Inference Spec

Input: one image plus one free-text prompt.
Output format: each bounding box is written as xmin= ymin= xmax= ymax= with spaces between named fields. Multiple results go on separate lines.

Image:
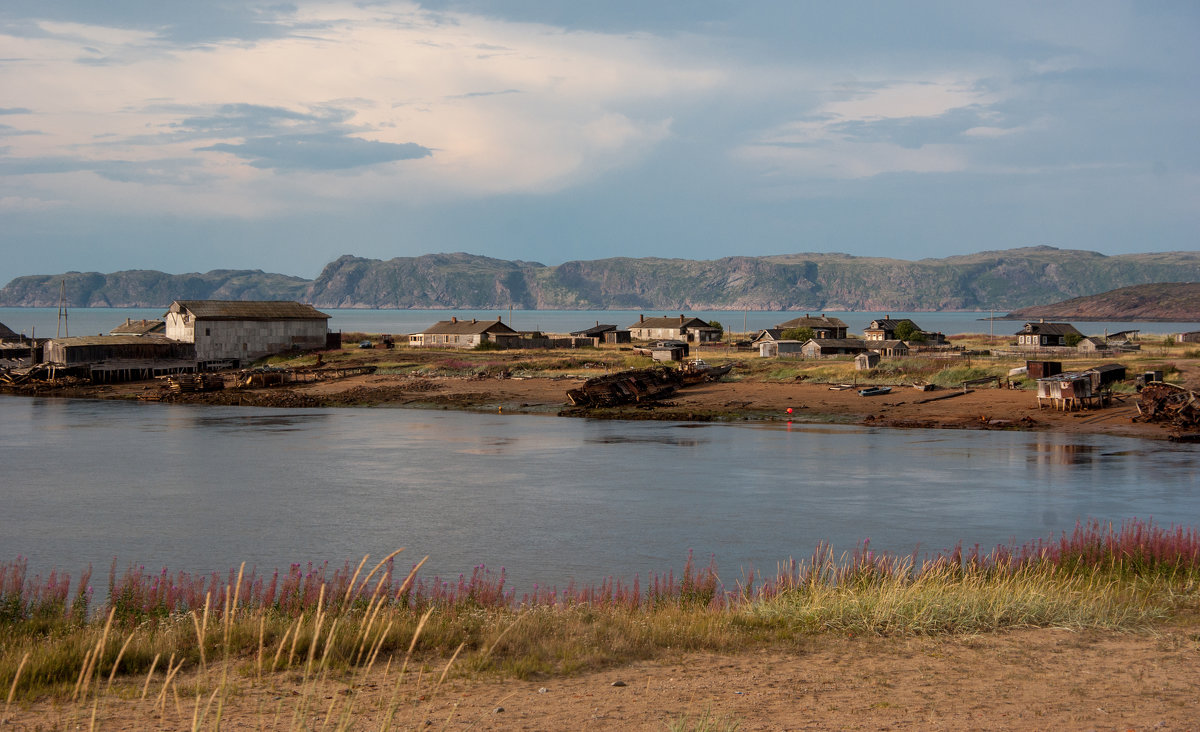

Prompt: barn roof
xmin=0 ymin=321 xmax=18 ymax=340
xmin=168 ymin=300 xmax=330 ymax=320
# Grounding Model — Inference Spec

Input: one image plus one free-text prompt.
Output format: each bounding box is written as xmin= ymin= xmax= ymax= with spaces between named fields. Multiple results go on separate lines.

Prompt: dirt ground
xmin=6 ymin=627 xmax=1199 ymax=730
xmin=86 ymin=369 xmax=1183 ymax=442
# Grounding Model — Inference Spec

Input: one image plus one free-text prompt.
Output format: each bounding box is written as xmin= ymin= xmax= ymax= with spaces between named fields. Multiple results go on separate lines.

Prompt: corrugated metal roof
xmin=169 ymin=300 xmax=330 ymax=320
xmin=420 ymin=318 xmax=518 ymax=335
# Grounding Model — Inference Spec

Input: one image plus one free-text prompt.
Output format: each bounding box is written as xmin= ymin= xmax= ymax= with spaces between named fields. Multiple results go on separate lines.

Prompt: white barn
xmin=165 ymin=300 xmax=331 ymax=367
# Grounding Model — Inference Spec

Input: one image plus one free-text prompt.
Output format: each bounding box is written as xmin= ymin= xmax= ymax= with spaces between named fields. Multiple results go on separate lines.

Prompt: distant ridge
xmin=2 ymin=247 xmax=1199 ymax=312
xmin=1003 ymin=282 xmax=1200 ymax=321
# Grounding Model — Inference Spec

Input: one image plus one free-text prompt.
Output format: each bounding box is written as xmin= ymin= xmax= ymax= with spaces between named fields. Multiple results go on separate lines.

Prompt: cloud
xmin=198 ymin=133 xmax=432 ymax=170
xmin=0 ymin=107 xmax=32 ymax=115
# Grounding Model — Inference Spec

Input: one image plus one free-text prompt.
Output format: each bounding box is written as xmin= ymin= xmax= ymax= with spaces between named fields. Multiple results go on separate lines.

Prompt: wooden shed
xmin=854 ymin=352 xmax=881 ymax=370
xmin=1026 ymin=361 xmax=1062 ymax=379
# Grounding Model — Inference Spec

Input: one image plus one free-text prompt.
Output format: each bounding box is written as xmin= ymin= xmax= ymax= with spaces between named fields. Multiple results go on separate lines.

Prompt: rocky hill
xmin=1004 ymin=282 xmax=1200 ymax=321
xmin=2 ymin=247 xmax=1198 ymax=311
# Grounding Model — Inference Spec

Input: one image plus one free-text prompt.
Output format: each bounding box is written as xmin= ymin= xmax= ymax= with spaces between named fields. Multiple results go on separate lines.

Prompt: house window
xmin=205 ymin=328 xmax=210 ymax=336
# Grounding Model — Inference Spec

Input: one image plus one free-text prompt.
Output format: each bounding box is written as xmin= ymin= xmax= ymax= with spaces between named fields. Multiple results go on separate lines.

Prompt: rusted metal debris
xmin=566 ymin=361 xmax=733 ymax=408
xmin=1134 ymin=383 xmax=1200 ymax=429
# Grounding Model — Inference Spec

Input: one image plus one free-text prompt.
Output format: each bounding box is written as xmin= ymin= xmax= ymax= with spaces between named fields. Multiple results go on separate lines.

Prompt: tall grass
xmin=2 ymin=520 xmax=1198 ymax=705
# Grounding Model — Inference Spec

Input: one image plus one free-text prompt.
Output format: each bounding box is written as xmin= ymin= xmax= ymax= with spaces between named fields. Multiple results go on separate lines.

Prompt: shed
xmin=1086 ymin=363 xmax=1126 ymax=388
xmin=1177 ymin=331 xmax=1200 ymax=344
xmin=759 ymin=339 xmax=804 ymax=358
xmin=854 ymin=352 xmax=880 ymax=370
xmin=1036 ymin=372 xmax=1097 ymax=411
xmin=1026 ymin=361 xmax=1062 ymax=379
xmin=651 ymin=343 xmax=687 ymax=362
xmin=799 ymin=338 xmax=868 ymax=358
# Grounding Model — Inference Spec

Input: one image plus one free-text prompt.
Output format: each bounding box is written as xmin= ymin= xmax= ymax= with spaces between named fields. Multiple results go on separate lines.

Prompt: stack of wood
xmin=1135 ymin=383 xmax=1199 ymax=429
xmin=166 ymin=373 xmax=226 ymax=393
xmin=0 ymin=364 xmax=50 ymax=387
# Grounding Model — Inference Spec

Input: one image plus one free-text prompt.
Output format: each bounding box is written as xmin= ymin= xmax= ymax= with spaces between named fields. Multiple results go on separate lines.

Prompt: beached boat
xmin=858 ymin=386 xmax=892 ymax=397
xmin=565 ymin=360 xmax=733 ymax=408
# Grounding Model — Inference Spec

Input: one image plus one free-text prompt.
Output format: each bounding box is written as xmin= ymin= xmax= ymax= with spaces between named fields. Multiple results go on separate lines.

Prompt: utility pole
xmin=56 ymin=279 xmax=68 ymax=338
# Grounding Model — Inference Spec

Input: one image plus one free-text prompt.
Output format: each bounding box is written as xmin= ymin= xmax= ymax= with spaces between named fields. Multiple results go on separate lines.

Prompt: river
xmin=2 ymin=395 xmax=1196 ymax=593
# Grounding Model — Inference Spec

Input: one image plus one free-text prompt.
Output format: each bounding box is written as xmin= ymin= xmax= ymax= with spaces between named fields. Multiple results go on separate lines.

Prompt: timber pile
xmin=165 ymin=373 xmax=226 ymax=393
xmin=1135 ymin=384 xmax=1200 ymax=429
xmin=566 ymin=367 xmax=683 ymax=407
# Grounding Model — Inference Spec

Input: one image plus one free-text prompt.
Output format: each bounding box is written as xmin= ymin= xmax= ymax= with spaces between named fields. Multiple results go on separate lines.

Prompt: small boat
xmin=858 ymin=386 xmax=892 ymax=397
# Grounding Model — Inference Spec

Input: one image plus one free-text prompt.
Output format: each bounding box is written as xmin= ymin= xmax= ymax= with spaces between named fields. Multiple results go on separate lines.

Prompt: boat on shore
xmin=858 ymin=386 xmax=892 ymax=397
xmin=565 ymin=360 xmax=733 ymax=408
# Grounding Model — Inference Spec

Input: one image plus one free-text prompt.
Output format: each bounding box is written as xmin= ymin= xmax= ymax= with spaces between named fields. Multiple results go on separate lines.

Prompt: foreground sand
xmin=6 ymin=627 xmax=1199 ymax=730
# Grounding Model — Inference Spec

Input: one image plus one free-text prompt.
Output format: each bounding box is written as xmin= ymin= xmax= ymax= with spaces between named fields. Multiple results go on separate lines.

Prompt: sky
xmin=1 ymin=1 xmax=1197 ymax=280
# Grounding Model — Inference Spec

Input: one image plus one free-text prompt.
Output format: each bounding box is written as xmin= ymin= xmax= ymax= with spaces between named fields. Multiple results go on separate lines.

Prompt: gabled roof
xmin=421 ymin=318 xmax=518 ymax=335
xmin=1020 ymin=322 xmax=1083 ymax=337
xmin=168 ymin=300 xmax=330 ymax=320
xmin=775 ymin=315 xmax=848 ymax=330
xmin=803 ymin=338 xmax=867 ymax=349
xmin=869 ymin=339 xmax=909 ymax=349
xmin=751 ymin=329 xmax=784 ymax=343
xmin=0 ymin=321 xmax=18 ymax=340
xmin=629 ymin=316 xmax=718 ymax=330
xmin=866 ymin=318 xmax=917 ymax=331
xmin=110 ymin=319 xmax=165 ymax=335
xmin=570 ymin=324 xmax=618 ymax=337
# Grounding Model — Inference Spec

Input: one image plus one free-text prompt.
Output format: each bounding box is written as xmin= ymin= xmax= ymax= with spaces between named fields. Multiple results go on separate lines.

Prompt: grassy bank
xmin=3 ymin=520 xmax=1199 ymax=715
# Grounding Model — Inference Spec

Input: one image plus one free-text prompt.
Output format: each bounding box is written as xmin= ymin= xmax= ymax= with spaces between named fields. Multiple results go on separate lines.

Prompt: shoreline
xmin=6 ymin=368 xmax=1186 ymax=443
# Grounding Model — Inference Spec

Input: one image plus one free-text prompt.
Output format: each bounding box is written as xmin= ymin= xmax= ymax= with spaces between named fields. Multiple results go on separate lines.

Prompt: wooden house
xmin=109 ymin=318 xmax=166 ymax=336
xmin=864 ymin=316 xmax=917 ymax=342
xmin=799 ymin=338 xmax=868 ymax=358
xmin=1176 ymin=331 xmax=1200 ymax=344
xmin=773 ymin=315 xmax=848 ymax=339
xmin=570 ymin=322 xmax=630 ymax=344
xmin=164 ymin=300 xmax=331 ymax=368
xmin=867 ymin=340 xmax=909 ymax=357
xmin=1016 ymin=321 xmax=1083 ymax=347
xmin=628 ymin=315 xmax=721 ymax=343
xmin=410 ymin=316 xmax=519 ymax=348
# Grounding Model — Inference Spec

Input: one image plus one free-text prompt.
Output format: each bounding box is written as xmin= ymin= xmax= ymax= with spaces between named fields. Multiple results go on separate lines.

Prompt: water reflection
xmin=1 ymin=395 xmax=1197 ymax=593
